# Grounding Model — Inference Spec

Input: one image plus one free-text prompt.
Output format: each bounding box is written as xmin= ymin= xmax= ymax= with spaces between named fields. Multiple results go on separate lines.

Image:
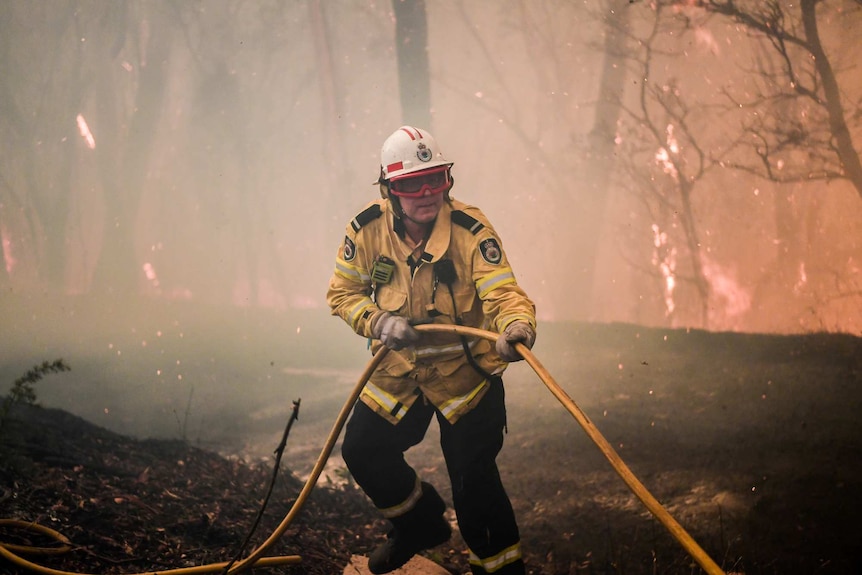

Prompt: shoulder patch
xmin=479 ymin=237 xmax=502 ymax=265
xmin=351 ymin=204 xmax=383 ymax=232
xmin=451 ymin=210 xmax=485 ymax=235
xmin=342 ymin=236 xmax=356 ymax=261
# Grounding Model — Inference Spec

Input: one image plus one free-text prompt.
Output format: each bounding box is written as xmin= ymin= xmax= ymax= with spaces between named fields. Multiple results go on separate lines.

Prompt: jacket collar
xmin=419 ymin=201 xmax=452 ymax=263
xmin=388 ymin=200 xmax=452 ymax=265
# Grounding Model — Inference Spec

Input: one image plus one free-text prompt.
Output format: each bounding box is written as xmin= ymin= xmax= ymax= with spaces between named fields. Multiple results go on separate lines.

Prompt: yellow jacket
xmin=327 ymin=197 xmax=536 ymax=424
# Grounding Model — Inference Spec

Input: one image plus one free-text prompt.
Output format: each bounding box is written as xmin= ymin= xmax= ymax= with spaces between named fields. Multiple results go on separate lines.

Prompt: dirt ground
xmin=2 ymin=296 xmax=861 ymax=574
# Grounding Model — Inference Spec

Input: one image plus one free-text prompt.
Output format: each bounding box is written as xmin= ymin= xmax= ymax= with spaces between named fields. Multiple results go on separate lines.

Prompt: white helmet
xmin=380 ymin=126 xmax=453 ymax=181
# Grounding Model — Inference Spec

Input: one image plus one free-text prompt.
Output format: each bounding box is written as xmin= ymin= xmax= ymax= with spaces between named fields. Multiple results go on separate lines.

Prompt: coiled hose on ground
xmin=1 ymin=324 xmax=724 ymax=575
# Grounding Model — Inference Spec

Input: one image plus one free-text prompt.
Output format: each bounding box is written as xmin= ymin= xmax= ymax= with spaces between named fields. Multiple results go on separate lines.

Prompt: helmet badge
xmin=416 ymin=142 xmax=433 ymax=163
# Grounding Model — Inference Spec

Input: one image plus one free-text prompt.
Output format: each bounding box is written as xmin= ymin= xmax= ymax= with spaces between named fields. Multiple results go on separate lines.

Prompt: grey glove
xmin=372 ymin=312 xmax=420 ymax=351
xmin=495 ymin=321 xmax=536 ymax=362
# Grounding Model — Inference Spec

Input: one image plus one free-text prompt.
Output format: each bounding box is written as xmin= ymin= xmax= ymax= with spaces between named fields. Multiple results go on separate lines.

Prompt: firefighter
xmin=327 ymin=126 xmax=536 ymax=574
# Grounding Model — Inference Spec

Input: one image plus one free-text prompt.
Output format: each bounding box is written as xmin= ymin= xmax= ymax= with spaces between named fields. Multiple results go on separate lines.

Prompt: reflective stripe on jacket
xmin=327 ymin=197 xmax=536 ymax=424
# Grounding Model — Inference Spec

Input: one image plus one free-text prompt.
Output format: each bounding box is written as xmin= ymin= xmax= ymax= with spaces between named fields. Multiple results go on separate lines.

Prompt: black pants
xmin=342 ymin=378 xmax=523 ymax=572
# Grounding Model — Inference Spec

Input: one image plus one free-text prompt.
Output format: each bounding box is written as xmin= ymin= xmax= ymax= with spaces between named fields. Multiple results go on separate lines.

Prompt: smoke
xmin=0 ymin=1 xmax=860 ymax=336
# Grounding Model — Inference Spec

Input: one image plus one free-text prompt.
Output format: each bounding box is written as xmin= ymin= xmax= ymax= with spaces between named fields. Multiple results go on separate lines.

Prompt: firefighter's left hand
xmin=372 ymin=311 xmax=420 ymax=351
xmin=496 ymin=321 xmax=536 ymax=362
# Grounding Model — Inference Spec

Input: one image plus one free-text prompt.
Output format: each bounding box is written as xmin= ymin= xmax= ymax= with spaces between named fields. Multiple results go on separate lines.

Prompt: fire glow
xmin=651 ymin=223 xmax=677 ymax=316
xmin=76 ymin=114 xmax=96 ymax=149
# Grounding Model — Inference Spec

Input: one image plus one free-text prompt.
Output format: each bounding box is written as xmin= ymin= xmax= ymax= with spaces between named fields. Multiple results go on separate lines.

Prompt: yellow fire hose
xmin=1 ymin=324 xmax=724 ymax=575
xmin=418 ymin=324 xmax=725 ymax=575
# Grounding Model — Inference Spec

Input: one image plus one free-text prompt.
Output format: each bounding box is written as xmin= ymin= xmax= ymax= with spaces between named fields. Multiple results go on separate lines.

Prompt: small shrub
xmin=0 ymin=359 xmax=71 ymax=438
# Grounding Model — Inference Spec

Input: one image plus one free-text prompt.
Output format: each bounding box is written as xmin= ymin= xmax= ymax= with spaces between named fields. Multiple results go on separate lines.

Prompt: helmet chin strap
xmin=391 ymin=197 xmax=429 ymax=241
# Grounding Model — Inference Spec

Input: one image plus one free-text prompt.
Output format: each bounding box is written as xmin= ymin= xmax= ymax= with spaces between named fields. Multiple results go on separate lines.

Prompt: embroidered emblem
xmin=343 ymin=236 xmax=356 ymax=262
xmin=416 ymin=142 xmax=433 ymax=163
xmin=479 ymin=238 xmax=502 ymax=265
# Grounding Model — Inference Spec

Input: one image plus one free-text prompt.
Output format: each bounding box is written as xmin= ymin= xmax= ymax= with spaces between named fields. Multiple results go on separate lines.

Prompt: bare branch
xmin=696 ymin=0 xmax=862 ymax=198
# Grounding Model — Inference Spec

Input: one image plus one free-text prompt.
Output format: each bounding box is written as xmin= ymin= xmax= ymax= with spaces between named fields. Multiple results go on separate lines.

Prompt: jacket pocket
xmin=435 ymin=287 xmax=477 ymax=321
xmin=376 ymin=286 xmax=407 ymax=314
xmin=380 ymin=351 xmax=414 ymax=378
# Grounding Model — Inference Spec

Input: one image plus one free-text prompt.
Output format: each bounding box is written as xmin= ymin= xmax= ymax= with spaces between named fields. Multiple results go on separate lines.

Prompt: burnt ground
xmin=2 ymin=297 xmax=862 ymax=574
xmin=0 ymin=402 xmax=383 ymax=575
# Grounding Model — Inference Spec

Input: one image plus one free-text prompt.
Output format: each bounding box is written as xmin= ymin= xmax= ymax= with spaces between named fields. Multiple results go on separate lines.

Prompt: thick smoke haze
xmin=1 ymin=1 xmax=859 ymax=333
xmin=1 ymin=1 xmax=861 ymax=447
xmin=3 ymin=8 xmax=862 ymax=575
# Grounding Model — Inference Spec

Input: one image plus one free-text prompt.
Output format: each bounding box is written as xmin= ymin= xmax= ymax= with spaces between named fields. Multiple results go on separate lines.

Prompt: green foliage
xmin=0 ymin=359 xmax=70 ymax=438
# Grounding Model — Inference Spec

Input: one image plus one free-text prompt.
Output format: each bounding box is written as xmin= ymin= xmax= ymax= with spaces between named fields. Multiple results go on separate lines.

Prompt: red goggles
xmin=389 ymin=166 xmax=450 ymax=198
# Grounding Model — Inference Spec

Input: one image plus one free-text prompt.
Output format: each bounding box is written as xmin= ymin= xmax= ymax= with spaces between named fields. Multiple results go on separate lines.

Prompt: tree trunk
xmin=309 ymin=0 xmax=355 ymax=232
xmin=577 ymin=0 xmax=631 ymax=320
xmin=91 ymin=9 xmax=171 ymax=296
xmin=0 ymin=3 xmax=81 ymax=292
xmin=799 ymin=0 xmax=862 ymax=200
xmin=392 ymin=0 xmax=431 ymax=128
xmin=678 ymin=180 xmax=711 ymax=328
xmin=748 ymin=183 xmax=807 ymax=331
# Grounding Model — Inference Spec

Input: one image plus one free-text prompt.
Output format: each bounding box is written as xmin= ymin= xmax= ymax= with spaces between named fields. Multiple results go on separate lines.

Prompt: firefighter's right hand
xmin=372 ymin=312 xmax=420 ymax=350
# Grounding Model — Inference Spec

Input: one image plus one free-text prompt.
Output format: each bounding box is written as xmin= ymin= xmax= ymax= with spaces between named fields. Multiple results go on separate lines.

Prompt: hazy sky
xmin=1 ymin=0 xmax=860 ymax=335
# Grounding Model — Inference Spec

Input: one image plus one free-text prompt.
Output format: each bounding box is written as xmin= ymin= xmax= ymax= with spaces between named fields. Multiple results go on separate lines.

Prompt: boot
xmin=368 ymin=482 xmax=452 ymax=574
